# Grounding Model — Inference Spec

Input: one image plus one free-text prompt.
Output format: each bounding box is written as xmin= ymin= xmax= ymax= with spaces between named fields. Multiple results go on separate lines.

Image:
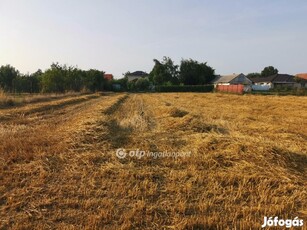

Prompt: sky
xmin=0 ymin=0 xmax=307 ymax=78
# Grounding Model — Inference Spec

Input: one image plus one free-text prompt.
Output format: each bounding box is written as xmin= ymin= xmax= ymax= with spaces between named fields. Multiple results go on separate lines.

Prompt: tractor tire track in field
xmin=103 ymin=94 xmax=157 ymax=149
xmin=70 ymin=94 xmax=157 ymax=152
xmin=75 ymin=93 xmax=194 ymax=154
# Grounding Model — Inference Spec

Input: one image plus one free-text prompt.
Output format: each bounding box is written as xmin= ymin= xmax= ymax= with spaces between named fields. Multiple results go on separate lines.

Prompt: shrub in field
xmin=170 ymin=108 xmax=189 ymax=117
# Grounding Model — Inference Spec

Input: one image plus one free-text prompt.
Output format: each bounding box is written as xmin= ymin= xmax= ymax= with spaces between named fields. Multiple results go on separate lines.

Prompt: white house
xmin=126 ymin=71 xmax=149 ymax=82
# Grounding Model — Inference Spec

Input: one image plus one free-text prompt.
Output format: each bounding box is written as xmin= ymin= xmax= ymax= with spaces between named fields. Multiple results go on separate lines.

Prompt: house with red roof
xmin=104 ymin=74 xmax=114 ymax=81
xmin=296 ymin=73 xmax=307 ymax=80
xmin=295 ymin=73 xmax=307 ymax=88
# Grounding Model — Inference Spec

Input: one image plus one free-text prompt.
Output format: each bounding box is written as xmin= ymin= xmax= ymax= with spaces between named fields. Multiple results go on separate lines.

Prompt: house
xmin=211 ymin=73 xmax=252 ymax=92
xmin=251 ymin=75 xmax=276 ymax=91
xmin=211 ymin=73 xmax=252 ymax=86
xmin=251 ymin=74 xmax=298 ymax=91
xmin=126 ymin=71 xmax=149 ymax=82
xmin=104 ymin=74 xmax=114 ymax=81
xmin=295 ymin=73 xmax=307 ymax=88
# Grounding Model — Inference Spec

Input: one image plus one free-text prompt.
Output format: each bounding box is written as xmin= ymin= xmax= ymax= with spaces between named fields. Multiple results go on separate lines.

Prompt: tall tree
xmin=151 ymin=59 xmax=165 ymax=85
xmin=179 ymin=59 xmax=215 ymax=85
xmin=162 ymin=57 xmax=179 ymax=85
xmin=0 ymin=65 xmax=19 ymax=92
xmin=149 ymin=57 xmax=179 ymax=85
xmin=30 ymin=69 xmax=43 ymax=93
xmin=83 ymin=69 xmax=105 ymax=92
xmin=41 ymin=63 xmax=66 ymax=92
xmin=261 ymin=66 xmax=278 ymax=77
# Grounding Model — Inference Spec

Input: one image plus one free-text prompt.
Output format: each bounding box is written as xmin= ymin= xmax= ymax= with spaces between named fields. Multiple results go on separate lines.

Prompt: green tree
xmin=261 ymin=66 xmax=278 ymax=77
xmin=83 ymin=69 xmax=105 ymax=92
xmin=112 ymin=77 xmax=128 ymax=91
xmin=64 ymin=66 xmax=84 ymax=92
xmin=179 ymin=59 xmax=215 ymax=85
xmin=40 ymin=63 xmax=106 ymax=93
xmin=41 ymin=63 xmax=66 ymax=92
xmin=13 ymin=74 xmax=41 ymax=93
xmin=30 ymin=69 xmax=43 ymax=93
xmin=150 ymin=59 xmax=165 ymax=85
xmin=127 ymin=79 xmax=136 ymax=91
xmin=0 ymin=65 xmax=19 ymax=92
xmin=149 ymin=57 xmax=179 ymax=85
xmin=163 ymin=57 xmax=179 ymax=85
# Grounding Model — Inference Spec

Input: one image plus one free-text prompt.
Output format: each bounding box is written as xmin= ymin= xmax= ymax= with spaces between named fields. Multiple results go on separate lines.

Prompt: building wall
xmin=273 ymin=83 xmax=295 ymax=88
xmin=127 ymin=76 xmax=149 ymax=82
xmin=252 ymin=82 xmax=272 ymax=91
xmin=216 ymin=84 xmax=244 ymax=94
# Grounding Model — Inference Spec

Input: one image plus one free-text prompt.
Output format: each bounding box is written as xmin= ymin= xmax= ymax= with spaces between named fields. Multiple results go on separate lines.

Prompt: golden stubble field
xmin=0 ymin=92 xmax=306 ymax=229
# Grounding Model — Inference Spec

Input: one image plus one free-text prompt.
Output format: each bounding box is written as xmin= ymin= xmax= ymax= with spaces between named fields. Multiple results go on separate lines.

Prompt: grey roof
xmin=273 ymin=74 xmax=296 ymax=83
xmin=252 ymin=74 xmax=295 ymax=83
xmin=211 ymin=73 xmax=245 ymax=84
xmin=127 ymin=71 xmax=148 ymax=77
xmin=252 ymin=75 xmax=276 ymax=83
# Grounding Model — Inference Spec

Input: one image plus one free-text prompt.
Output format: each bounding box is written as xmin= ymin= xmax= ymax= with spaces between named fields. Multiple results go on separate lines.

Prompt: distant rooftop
xmin=104 ymin=74 xmax=113 ymax=81
xmin=296 ymin=73 xmax=307 ymax=80
xmin=252 ymin=74 xmax=295 ymax=83
xmin=211 ymin=73 xmax=244 ymax=84
xmin=127 ymin=71 xmax=148 ymax=77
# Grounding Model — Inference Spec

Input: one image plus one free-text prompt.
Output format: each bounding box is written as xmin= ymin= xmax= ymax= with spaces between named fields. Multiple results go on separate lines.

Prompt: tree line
xmin=113 ymin=57 xmax=280 ymax=91
xmin=0 ymin=58 xmax=280 ymax=93
xmin=0 ymin=63 xmax=108 ymax=93
xmin=114 ymin=57 xmax=216 ymax=91
xmin=150 ymin=57 xmax=215 ymax=85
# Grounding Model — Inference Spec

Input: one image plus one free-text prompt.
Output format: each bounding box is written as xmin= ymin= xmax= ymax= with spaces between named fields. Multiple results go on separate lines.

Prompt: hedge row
xmin=250 ymin=88 xmax=307 ymax=96
xmin=155 ymin=85 xmax=214 ymax=92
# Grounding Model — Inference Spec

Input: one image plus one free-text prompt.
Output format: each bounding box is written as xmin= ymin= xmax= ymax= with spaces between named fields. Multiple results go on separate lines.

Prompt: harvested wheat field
xmin=0 ymin=92 xmax=306 ymax=229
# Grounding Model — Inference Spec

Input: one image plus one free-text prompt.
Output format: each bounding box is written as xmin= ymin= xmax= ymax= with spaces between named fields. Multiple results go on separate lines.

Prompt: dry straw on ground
xmin=0 ymin=89 xmax=84 ymax=108
xmin=0 ymin=92 xmax=306 ymax=229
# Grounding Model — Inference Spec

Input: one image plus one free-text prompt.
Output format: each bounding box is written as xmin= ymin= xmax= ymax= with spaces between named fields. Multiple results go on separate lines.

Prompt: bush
xmin=250 ymin=87 xmax=307 ymax=96
xmin=155 ymin=85 xmax=214 ymax=92
xmin=135 ymin=78 xmax=150 ymax=91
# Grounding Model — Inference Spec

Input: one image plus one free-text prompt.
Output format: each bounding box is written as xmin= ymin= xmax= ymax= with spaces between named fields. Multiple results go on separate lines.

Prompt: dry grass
xmin=0 ymin=92 xmax=306 ymax=229
xmin=0 ymin=89 xmax=14 ymax=107
xmin=0 ymin=90 xmax=86 ymax=108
